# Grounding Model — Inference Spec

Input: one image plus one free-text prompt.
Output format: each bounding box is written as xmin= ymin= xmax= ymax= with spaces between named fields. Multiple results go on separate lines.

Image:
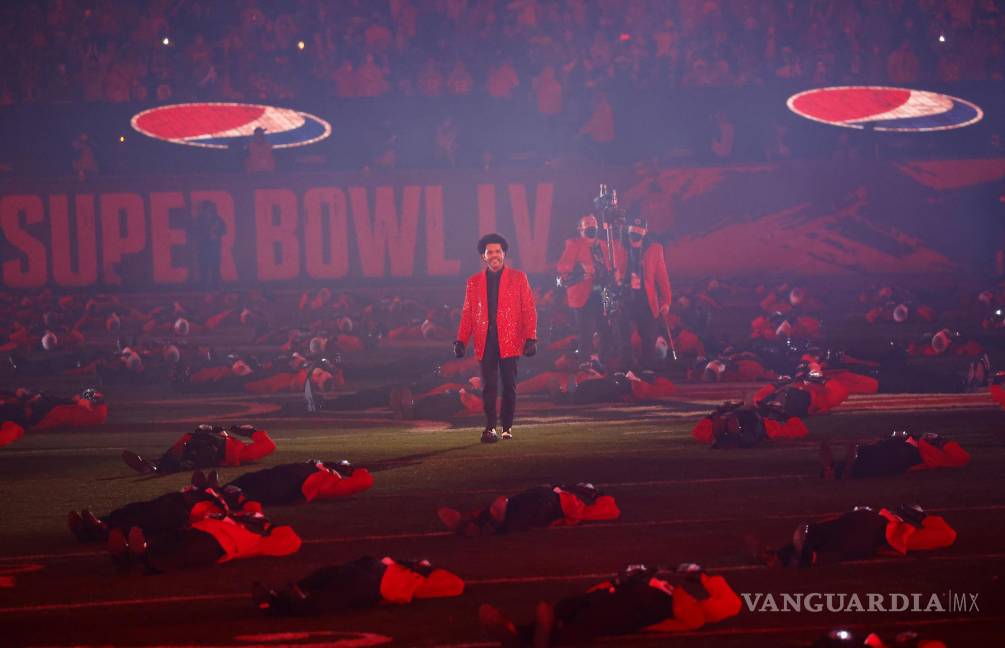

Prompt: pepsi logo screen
xmin=787 ymin=86 xmax=982 ymax=132
xmin=131 ymin=102 xmax=332 ymax=148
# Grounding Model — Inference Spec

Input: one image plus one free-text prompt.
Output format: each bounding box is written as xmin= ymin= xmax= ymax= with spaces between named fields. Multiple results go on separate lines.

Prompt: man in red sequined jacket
xmin=455 ymin=234 xmax=538 ymax=443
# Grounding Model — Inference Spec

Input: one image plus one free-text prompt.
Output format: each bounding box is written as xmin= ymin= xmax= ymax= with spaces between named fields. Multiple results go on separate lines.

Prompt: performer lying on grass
xmin=107 ymin=509 xmax=300 ymax=573
xmin=751 ymin=370 xmax=850 ymax=417
xmin=479 ymin=563 xmax=741 ymax=646
xmin=252 ymin=556 xmax=464 ymax=616
xmin=438 ymin=482 xmax=619 ymax=536
xmin=387 ymin=383 xmax=484 ymax=420
xmin=818 ymin=431 xmax=970 ymax=480
xmin=0 ymin=387 xmax=107 ymax=430
xmin=121 ymin=424 xmax=275 ymax=475
xmin=754 ymin=504 xmax=956 ymax=568
xmin=225 ymin=459 xmax=374 ymax=505
xmin=519 ymin=364 xmax=675 ymax=405
xmin=692 ymin=400 xmax=806 ymax=448
xmin=68 ymin=470 xmax=253 ymax=543
xmin=1 ymin=387 xmax=108 ymax=448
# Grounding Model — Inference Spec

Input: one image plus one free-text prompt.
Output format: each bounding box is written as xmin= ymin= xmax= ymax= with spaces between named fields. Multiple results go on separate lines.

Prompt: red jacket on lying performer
xmin=1 ymin=388 xmax=108 ymax=432
xmin=482 ymin=564 xmax=740 ymax=645
xmin=827 ymin=431 xmax=970 ymax=479
xmin=122 ymin=424 xmax=276 ymax=475
xmin=692 ymin=401 xmax=806 ymax=447
xmin=108 ymin=509 xmax=300 ymax=573
xmin=753 ymin=373 xmax=849 ymax=417
xmin=695 ymin=355 xmax=777 ymax=383
xmin=439 ymin=482 xmax=620 ymax=536
xmin=192 ymin=513 xmax=300 ymax=563
xmin=168 ymin=425 xmax=275 ymax=467
xmin=254 ymin=556 xmax=464 ymax=616
xmin=764 ymin=505 xmax=956 ymax=567
xmin=226 ymin=460 xmax=374 ymax=505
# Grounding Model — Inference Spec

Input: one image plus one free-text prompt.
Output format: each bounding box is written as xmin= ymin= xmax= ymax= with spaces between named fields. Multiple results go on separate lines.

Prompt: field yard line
xmin=359 ymin=474 xmax=817 ymax=499
xmin=3 ymin=504 xmax=1004 ymax=565
xmin=2 ymin=552 xmax=1003 ymax=615
xmin=474 ymin=551 xmax=1005 ymax=585
xmin=0 ymin=592 xmax=244 ymax=613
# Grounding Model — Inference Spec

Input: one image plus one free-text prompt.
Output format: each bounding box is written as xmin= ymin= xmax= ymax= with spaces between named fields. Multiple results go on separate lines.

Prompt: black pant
xmin=622 ymin=293 xmax=659 ymax=370
xmin=198 ymin=245 xmax=221 ymax=287
xmin=297 ymin=558 xmax=385 ymax=612
xmin=104 ymin=492 xmax=193 ymax=533
xmin=145 ymin=527 xmax=226 ymax=572
xmin=573 ymin=291 xmax=613 ymax=358
xmin=806 ymin=509 xmax=890 ymax=564
xmin=228 ymin=463 xmax=317 ymax=505
xmin=481 ymin=327 xmax=518 ymax=430
xmin=848 ymin=439 xmax=922 ymax=478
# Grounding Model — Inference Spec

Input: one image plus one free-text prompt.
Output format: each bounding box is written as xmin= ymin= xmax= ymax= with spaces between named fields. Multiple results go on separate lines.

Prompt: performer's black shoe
xmin=252 ymin=583 xmax=311 ymax=616
xmin=966 ymin=352 xmax=991 ymax=390
xmin=481 ymin=428 xmax=500 ymax=443
xmin=206 ymin=469 xmax=221 ymax=490
xmin=122 ymin=450 xmax=157 ymax=474
xmin=107 ymin=528 xmax=130 ymax=569
xmin=68 ymin=511 xmax=89 ymax=543
xmin=191 ymin=469 xmax=208 ymax=489
xmin=500 ymin=428 xmax=513 ymax=440
xmin=82 ymin=509 xmax=107 ymax=540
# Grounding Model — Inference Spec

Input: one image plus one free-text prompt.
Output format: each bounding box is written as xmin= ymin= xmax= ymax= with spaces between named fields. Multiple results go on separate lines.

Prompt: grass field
xmin=1 ymin=384 xmax=1003 ymax=647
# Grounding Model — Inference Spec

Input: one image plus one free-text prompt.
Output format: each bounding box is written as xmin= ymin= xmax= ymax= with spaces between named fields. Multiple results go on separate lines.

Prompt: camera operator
xmin=620 ymin=216 xmax=672 ymax=370
xmin=556 ymin=214 xmax=615 ymax=359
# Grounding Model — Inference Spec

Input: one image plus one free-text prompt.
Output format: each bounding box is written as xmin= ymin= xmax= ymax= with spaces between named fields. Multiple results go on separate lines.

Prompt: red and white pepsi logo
xmin=787 ymin=86 xmax=982 ymax=132
xmin=131 ymin=102 xmax=332 ymax=148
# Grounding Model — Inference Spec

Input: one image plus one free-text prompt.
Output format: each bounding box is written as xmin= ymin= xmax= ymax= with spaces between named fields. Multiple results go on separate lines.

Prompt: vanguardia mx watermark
xmin=741 ymin=591 xmax=980 ymax=613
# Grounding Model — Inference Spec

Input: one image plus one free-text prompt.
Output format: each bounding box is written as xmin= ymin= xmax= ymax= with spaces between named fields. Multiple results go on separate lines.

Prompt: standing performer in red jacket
xmin=556 ymin=214 xmax=614 ymax=359
xmin=455 ymin=234 xmax=538 ymax=444
xmin=619 ymin=217 xmax=672 ymax=370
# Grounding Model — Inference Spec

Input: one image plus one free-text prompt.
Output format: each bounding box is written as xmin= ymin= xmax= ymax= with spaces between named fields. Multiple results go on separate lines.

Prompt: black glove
xmin=523 ymin=339 xmax=537 ymax=357
xmin=453 ymin=341 xmax=465 ymax=358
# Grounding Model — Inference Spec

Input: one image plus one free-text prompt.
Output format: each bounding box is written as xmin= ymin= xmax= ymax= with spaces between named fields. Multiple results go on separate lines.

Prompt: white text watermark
xmin=741 ymin=591 xmax=980 ymax=614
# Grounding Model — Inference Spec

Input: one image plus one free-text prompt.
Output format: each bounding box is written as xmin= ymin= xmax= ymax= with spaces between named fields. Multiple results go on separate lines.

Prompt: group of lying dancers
xmin=51 ymin=410 xmax=965 ymax=647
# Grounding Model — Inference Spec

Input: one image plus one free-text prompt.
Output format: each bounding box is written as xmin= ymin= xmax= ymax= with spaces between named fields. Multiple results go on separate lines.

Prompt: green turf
xmin=1 ymin=397 xmax=1003 ymax=647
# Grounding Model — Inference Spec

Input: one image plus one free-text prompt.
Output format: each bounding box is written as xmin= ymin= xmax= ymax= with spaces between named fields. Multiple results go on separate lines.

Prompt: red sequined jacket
xmin=457 ymin=266 xmax=537 ymax=360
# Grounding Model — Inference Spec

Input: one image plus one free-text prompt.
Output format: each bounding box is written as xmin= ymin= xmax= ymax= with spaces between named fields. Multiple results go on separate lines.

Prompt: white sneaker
xmin=500 ymin=428 xmax=513 ymax=440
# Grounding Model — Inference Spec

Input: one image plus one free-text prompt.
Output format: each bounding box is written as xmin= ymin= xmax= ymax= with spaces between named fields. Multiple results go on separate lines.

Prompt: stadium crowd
xmin=0 ymin=0 xmax=1002 ymax=173
xmin=2 ymin=0 xmax=1001 ymax=106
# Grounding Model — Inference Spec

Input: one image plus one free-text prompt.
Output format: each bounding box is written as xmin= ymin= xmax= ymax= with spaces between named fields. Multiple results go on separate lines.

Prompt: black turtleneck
xmin=486 ymin=266 xmax=503 ymax=328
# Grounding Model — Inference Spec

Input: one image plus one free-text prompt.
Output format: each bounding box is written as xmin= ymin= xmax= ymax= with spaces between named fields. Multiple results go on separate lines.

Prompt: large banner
xmin=1 ymin=160 xmax=1003 ymax=289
